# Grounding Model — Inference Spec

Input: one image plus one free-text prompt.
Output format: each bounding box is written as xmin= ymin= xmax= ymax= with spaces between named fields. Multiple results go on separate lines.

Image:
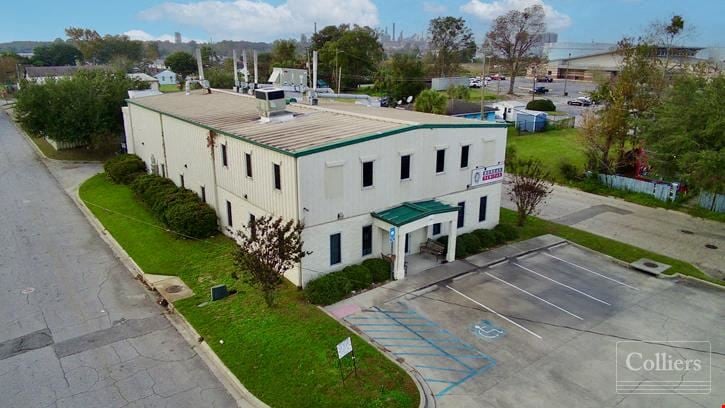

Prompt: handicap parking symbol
xmin=471 ymin=320 xmax=506 ymax=341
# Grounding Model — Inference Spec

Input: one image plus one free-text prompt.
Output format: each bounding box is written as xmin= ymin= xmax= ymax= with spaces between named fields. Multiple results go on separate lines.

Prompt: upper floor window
xmin=273 ymin=163 xmax=281 ymax=190
xmin=400 ymin=155 xmax=411 ymax=180
xmin=221 ymin=144 xmax=228 ymax=167
xmin=245 ymin=153 xmax=253 ymax=178
xmin=362 ymin=161 xmax=374 ymax=188
xmin=460 ymin=145 xmax=470 ymax=168
xmin=435 ymin=149 xmax=446 ymax=173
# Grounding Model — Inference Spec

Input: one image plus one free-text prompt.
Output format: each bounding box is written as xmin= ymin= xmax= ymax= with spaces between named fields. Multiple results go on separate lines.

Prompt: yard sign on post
xmin=389 ymin=227 xmax=396 ymax=280
xmin=335 ymin=337 xmax=357 ymax=383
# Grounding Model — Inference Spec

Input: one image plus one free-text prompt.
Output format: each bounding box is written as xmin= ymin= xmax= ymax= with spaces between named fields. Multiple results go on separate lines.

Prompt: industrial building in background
xmin=121 ymin=88 xmax=507 ymax=286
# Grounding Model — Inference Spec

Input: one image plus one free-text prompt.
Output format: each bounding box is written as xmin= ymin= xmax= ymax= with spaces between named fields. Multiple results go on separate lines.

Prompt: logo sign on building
xmin=615 ymin=340 xmax=711 ymax=395
xmin=471 ymin=164 xmax=504 ymax=187
xmin=336 ymin=337 xmax=353 ymax=359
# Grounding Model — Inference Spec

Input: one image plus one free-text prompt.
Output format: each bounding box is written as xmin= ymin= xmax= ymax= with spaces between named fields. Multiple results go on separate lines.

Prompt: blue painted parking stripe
xmin=368 ymin=336 xmax=423 ymax=341
xmin=393 ymin=352 xmax=448 ymax=357
xmin=437 ymin=360 xmax=497 ymax=397
xmin=415 ymin=365 xmax=470 ymax=373
xmin=354 ymin=323 xmax=405 ymax=326
xmin=381 ymin=344 xmax=436 ymax=349
xmin=424 ymin=378 xmax=457 ymax=384
xmin=363 ymin=329 xmax=410 ymax=333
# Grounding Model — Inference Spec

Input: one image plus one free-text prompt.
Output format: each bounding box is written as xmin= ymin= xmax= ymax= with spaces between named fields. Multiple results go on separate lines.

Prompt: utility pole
xmin=480 ymin=54 xmax=486 ymax=119
xmin=563 ymin=52 xmax=571 ymax=97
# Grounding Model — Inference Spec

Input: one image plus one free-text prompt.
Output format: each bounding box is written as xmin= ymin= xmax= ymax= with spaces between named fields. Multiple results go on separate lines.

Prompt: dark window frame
xmin=400 ymin=154 xmax=411 ymax=180
xmin=432 ymin=223 xmax=441 ymax=235
xmin=226 ymin=200 xmax=233 ymax=227
xmin=479 ymin=196 xmax=488 ymax=222
xmin=221 ymin=144 xmax=228 ymax=167
xmin=457 ymin=201 xmax=465 ymax=228
xmin=330 ymin=233 xmax=342 ymax=265
xmin=201 ymin=186 xmax=206 ymax=203
xmin=362 ymin=161 xmax=374 ymax=188
xmin=460 ymin=145 xmax=470 ymax=168
xmin=362 ymin=225 xmax=372 ymax=256
xmin=179 ymin=174 xmax=184 ymax=188
xmin=245 ymin=152 xmax=253 ymax=178
xmin=273 ymin=163 xmax=281 ymax=190
xmin=435 ymin=149 xmax=446 ymax=173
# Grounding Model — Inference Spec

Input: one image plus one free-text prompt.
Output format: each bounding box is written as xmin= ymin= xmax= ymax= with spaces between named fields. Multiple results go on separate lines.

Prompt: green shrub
xmin=559 ymin=159 xmax=581 ymax=181
xmin=456 ymin=233 xmax=481 ymax=257
xmin=164 ymin=200 xmax=219 ymax=239
xmin=304 ymin=272 xmax=353 ymax=305
xmin=342 ymin=265 xmax=373 ymax=291
xmin=473 ymin=229 xmax=498 ymax=248
xmin=104 ymin=154 xmax=146 ymax=184
xmin=363 ymin=258 xmax=391 ymax=283
xmin=494 ymin=223 xmax=519 ymax=241
xmin=492 ymin=230 xmax=507 ymax=245
xmin=526 ymin=99 xmax=556 ymax=112
xmin=153 ymin=189 xmax=198 ymax=221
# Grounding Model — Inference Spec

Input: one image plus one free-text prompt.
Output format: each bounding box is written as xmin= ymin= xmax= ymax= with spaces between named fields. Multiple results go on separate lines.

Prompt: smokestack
xmin=253 ymin=50 xmax=259 ymax=85
xmin=312 ymin=50 xmax=318 ymax=91
xmin=232 ymin=49 xmax=239 ymax=90
xmin=393 ymin=23 xmax=396 ymax=44
xmin=196 ymin=48 xmax=205 ymax=81
xmin=242 ymin=49 xmax=249 ymax=84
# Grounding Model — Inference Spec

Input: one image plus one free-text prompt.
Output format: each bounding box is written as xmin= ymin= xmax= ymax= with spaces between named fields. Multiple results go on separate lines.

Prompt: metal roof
xmin=372 ymin=200 xmax=459 ymax=227
xmin=127 ymin=89 xmax=506 ymax=156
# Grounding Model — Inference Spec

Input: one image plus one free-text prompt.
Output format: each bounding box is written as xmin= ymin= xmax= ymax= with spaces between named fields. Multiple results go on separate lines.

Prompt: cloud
xmin=460 ymin=0 xmax=571 ymax=31
xmin=423 ymin=2 xmax=447 ymax=14
xmin=123 ymin=29 xmax=203 ymax=43
xmin=137 ymin=0 xmax=379 ymax=41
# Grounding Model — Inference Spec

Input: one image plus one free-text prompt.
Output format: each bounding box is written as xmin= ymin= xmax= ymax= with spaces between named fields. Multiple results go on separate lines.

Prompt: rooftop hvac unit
xmin=255 ymin=88 xmax=287 ymax=120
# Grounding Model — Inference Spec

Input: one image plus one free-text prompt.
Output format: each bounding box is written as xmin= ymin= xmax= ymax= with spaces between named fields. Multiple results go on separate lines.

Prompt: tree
xmin=485 ymin=5 xmax=547 ymax=94
xmin=374 ymin=53 xmax=426 ymax=102
xmin=0 ymin=52 xmax=22 ymax=85
xmin=234 ymin=216 xmax=309 ymax=307
xmin=65 ymin=27 xmax=102 ymax=63
xmin=316 ymin=25 xmax=383 ymax=89
xmin=206 ymin=64 xmax=234 ymax=88
xmin=508 ymin=158 xmax=553 ymax=226
xmin=96 ymin=35 xmax=143 ymax=64
xmin=14 ymin=69 xmax=147 ymax=149
xmin=446 ymin=85 xmax=469 ymax=100
xmin=31 ymin=42 xmax=82 ymax=66
xmin=428 ymin=17 xmax=476 ymax=77
xmin=640 ymin=74 xmax=724 ymax=196
xmin=270 ymin=39 xmax=299 ymax=68
xmin=414 ymin=89 xmax=447 ymax=114
xmin=165 ymin=51 xmax=197 ymax=80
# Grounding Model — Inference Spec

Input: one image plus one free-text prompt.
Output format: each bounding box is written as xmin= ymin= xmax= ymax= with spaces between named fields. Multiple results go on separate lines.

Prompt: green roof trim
xmin=126 ymin=99 xmax=508 ymax=158
xmin=372 ymin=200 xmax=459 ymax=227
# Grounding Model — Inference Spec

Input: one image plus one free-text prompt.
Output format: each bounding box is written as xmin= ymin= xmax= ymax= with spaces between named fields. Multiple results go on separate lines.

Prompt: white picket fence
xmin=598 ymin=174 xmax=678 ymax=202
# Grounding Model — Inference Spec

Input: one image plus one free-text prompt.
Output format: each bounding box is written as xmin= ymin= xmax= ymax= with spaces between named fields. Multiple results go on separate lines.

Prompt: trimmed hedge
xmin=473 ymin=229 xmax=498 ymax=248
xmin=104 ymin=154 xmax=146 ymax=184
xmin=494 ymin=223 xmax=519 ymax=241
xmin=305 ymin=258 xmax=393 ymax=305
xmin=436 ymin=223 xmax=521 ymax=259
xmin=526 ymin=99 xmax=556 ymax=112
xmin=129 ymin=173 xmax=218 ymax=239
xmin=363 ymin=258 xmax=391 ymax=283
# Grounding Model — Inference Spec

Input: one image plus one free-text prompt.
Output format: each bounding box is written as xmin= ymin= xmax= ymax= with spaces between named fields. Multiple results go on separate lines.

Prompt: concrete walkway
xmin=502 ymin=180 xmax=725 ymax=279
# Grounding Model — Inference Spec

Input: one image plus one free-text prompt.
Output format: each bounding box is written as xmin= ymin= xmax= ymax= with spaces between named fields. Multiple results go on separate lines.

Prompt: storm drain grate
xmin=165 ymin=285 xmax=184 ymax=293
xmin=680 ymin=229 xmax=694 ymax=235
xmin=705 ymin=244 xmax=718 ymax=250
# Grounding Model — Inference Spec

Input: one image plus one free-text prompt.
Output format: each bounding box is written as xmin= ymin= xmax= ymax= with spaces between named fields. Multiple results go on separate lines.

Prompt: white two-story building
xmin=122 ymin=89 xmax=507 ymax=286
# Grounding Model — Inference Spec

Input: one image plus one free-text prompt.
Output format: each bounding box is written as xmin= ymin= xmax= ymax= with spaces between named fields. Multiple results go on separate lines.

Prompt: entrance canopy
xmin=372 ymin=200 xmax=459 ymax=280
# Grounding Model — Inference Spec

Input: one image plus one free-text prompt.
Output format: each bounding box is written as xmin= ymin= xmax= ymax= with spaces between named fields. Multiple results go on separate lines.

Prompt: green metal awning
xmin=371 ymin=200 xmax=459 ymax=227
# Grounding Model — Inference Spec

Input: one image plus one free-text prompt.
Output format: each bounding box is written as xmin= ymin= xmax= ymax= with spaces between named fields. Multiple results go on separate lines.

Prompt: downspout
xmin=159 ymin=114 xmax=169 ymax=175
xmin=208 ymin=131 xmax=222 ymax=230
xmin=296 ymin=156 xmax=303 ymax=288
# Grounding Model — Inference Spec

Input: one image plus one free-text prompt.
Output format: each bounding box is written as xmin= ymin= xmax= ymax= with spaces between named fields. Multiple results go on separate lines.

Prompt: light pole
xmin=480 ymin=54 xmax=488 ymax=119
xmin=563 ymin=52 xmax=571 ymax=97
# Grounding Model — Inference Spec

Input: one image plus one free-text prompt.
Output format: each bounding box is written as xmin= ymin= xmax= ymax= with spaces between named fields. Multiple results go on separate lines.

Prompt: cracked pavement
xmin=0 ymin=110 xmax=236 ymax=407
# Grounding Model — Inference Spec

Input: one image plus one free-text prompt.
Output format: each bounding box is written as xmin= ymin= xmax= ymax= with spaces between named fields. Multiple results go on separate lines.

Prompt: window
xmin=226 ymin=200 xmax=233 ymax=227
xmin=435 ymin=149 xmax=446 ymax=173
xmin=249 ymin=214 xmax=256 ymax=239
xmin=457 ymin=201 xmax=465 ymax=228
xmin=273 ymin=163 xmax=281 ymax=190
xmin=479 ymin=196 xmax=488 ymax=222
xmin=362 ymin=161 xmax=374 ymax=188
xmin=432 ymin=223 xmax=441 ymax=235
xmin=362 ymin=225 xmax=372 ymax=256
xmin=160 ymin=164 xmax=166 ymax=178
xmin=221 ymin=144 xmax=228 ymax=167
xmin=330 ymin=233 xmax=341 ymax=265
xmin=404 ymin=233 xmax=410 ymax=253
xmin=245 ymin=153 xmax=253 ymax=178
xmin=460 ymin=145 xmax=470 ymax=168
xmin=179 ymin=174 xmax=184 ymax=188
xmin=201 ymin=186 xmax=206 ymax=203
xmin=400 ymin=155 xmax=411 ymax=180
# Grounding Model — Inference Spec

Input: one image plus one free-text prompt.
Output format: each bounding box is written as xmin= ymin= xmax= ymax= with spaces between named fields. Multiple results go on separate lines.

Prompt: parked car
xmin=567 ymin=96 xmax=592 ymax=106
xmin=531 ymin=86 xmax=549 ymax=94
xmin=469 ymin=78 xmax=482 ymax=88
xmin=491 ymin=74 xmax=506 ymax=80
xmin=536 ymin=75 xmax=554 ymax=83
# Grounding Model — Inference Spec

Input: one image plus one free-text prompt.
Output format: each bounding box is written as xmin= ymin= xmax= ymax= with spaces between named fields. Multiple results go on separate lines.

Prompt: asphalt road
xmin=0 ymin=111 xmax=236 ymax=407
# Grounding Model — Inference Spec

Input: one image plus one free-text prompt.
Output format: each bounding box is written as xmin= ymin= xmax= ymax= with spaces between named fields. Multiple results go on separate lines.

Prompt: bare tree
xmin=508 ymin=158 xmax=553 ymax=226
xmin=234 ymin=216 xmax=309 ymax=307
xmin=485 ymin=5 xmax=546 ymax=94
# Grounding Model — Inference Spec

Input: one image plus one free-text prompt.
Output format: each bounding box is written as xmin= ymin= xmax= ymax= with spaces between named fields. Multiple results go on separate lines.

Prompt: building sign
xmin=471 ymin=164 xmax=504 ymax=187
xmin=389 ymin=227 xmax=396 ymax=243
xmin=336 ymin=337 xmax=353 ymax=359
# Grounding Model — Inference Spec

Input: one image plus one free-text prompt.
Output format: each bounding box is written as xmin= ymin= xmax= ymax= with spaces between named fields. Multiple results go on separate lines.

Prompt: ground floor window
xmin=226 ymin=200 xmax=233 ymax=227
xmin=457 ymin=201 xmax=465 ymax=228
xmin=432 ymin=223 xmax=441 ymax=235
xmin=362 ymin=225 xmax=372 ymax=256
xmin=330 ymin=233 xmax=341 ymax=265
xmin=201 ymin=186 xmax=206 ymax=203
xmin=404 ymin=233 xmax=410 ymax=254
xmin=180 ymin=174 xmax=185 ymax=188
xmin=479 ymin=196 xmax=488 ymax=222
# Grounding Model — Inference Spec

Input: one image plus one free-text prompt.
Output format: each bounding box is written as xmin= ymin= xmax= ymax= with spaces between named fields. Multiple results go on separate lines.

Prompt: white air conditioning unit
xmin=255 ymin=88 xmax=286 ymax=117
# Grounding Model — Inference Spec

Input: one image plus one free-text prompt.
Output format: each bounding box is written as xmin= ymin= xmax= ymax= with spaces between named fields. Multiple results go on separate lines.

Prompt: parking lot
xmin=344 ymin=241 xmax=724 ymax=407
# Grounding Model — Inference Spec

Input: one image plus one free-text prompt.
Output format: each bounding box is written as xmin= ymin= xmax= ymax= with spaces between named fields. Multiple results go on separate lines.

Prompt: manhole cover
xmin=21 ymin=287 xmax=35 ymax=294
xmin=165 ymin=285 xmax=184 ymax=293
xmin=705 ymin=244 xmax=718 ymax=250
xmin=680 ymin=229 xmax=694 ymax=235
xmin=643 ymin=262 xmax=659 ymax=268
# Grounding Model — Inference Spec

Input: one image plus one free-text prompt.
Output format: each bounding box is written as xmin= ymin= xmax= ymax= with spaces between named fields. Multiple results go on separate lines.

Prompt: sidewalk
xmin=503 ymin=181 xmax=725 ymax=280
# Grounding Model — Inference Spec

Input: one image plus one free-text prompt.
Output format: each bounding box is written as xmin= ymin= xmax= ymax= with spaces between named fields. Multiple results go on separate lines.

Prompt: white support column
xmin=393 ymin=227 xmax=406 ymax=280
xmin=446 ymin=219 xmax=457 ymax=263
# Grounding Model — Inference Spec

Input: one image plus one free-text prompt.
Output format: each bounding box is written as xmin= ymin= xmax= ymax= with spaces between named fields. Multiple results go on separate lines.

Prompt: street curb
xmin=317 ymin=306 xmax=436 ymax=408
xmin=72 ymin=185 xmax=269 ymax=408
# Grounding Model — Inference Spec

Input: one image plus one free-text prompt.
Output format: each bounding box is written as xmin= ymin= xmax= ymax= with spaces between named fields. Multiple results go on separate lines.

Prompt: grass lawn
xmin=499 ymin=208 xmax=724 ymax=287
xmin=29 ymin=135 xmax=117 ymax=161
xmin=79 ymin=174 xmax=419 ymax=408
xmin=507 ymin=127 xmax=585 ymax=183
xmin=159 ymin=84 xmax=182 ymax=93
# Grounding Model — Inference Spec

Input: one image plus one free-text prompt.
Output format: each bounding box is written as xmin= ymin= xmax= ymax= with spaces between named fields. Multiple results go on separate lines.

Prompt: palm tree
xmin=415 ymin=89 xmax=447 ymax=114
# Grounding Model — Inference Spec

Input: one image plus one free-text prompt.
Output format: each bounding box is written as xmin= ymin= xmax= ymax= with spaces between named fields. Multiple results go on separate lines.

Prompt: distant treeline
xmin=0 ymin=40 xmax=272 ymax=57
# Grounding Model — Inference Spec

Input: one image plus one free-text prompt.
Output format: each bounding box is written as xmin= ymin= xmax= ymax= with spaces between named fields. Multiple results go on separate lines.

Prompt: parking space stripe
xmin=415 ymin=365 xmax=470 ymax=373
xmin=542 ymin=252 xmax=639 ymax=290
xmin=485 ymin=272 xmax=584 ymax=320
xmin=446 ymin=285 xmax=543 ymax=340
xmin=511 ymin=262 xmax=612 ymax=306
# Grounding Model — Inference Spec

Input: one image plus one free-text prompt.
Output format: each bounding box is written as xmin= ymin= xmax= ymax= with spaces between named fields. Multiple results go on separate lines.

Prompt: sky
xmin=2 ymin=0 xmax=724 ymax=47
